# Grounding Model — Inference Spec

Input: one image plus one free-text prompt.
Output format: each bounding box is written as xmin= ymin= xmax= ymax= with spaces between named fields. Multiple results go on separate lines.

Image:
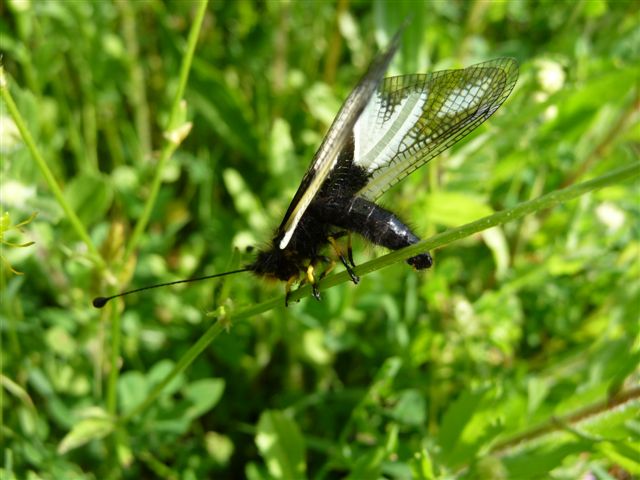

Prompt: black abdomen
xmin=314 ymin=196 xmax=432 ymax=270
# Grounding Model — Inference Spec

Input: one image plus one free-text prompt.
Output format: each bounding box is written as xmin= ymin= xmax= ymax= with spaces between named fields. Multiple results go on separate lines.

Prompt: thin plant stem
xmin=105 ymin=297 xmax=123 ymax=470
xmin=230 ymin=161 xmax=640 ymax=319
xmin=120 ymin=318 xmax=227 ymax=423
xmin=491 ymin=386 xmax=640 ymax=456
xmin=114 ymin=0 xmax=210 ymax=427
xmin=446 ymin=385 xmax=640 ymax=477
xmin=0 ymin=68 xmax=105 ymax=269
xmin=120 ymin=161 xmax=639 ymax=424
xmin=106 ymin=302 xmax=122 ymax=417
xmin=107 ymin=0 xmax=208 ymax=432
xmin=122 ymin=0 xmax=209 ymax=264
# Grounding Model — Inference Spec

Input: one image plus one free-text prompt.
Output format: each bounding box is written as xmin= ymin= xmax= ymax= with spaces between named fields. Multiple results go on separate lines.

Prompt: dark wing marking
xmin=353 ymin=58 xmax=519 ymax=200
xmin=277 ymin=28 xmax=404 ymax=250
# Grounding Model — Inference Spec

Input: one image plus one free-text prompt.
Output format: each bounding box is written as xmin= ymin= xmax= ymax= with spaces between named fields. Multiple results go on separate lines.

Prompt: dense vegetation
xmin=2 ymin=1 xmax=638 ymax=478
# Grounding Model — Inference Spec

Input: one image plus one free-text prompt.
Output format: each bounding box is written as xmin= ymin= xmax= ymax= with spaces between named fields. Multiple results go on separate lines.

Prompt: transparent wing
xmin=276 ymin=28 xmax=404 ymax=250
xmin=353 ymin=58 xmax=519 ymax=200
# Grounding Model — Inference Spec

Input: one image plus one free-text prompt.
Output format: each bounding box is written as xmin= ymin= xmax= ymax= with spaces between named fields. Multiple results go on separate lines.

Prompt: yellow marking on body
xmin=306 ymin=264 xmax=316 ymax=285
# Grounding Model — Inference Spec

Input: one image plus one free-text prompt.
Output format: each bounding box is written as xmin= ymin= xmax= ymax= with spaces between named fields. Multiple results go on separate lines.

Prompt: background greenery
xmin=2 ymin=0 xmax=639 ymax=478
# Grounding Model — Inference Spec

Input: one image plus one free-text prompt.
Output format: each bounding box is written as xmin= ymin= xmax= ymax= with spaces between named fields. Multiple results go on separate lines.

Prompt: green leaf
xmin=1 ymin=374 xmax=35 ymax=410
xmin=425 ymin=191 xmax=494 ymax=227
xmin=205 ymin=431 xmax=235 ymax=466
xmin=57 ymin=408 xmax=114 ymax=454
xmin=183 ymin=378 xmax=225 ymax=419
xmin=63 ymin=172 xmax=113 ymax=227
xmin=45 ymin=326 xmax=77 ymax=358
xmin=304 ymin=83 xmax=341 ymax=126
xmin=255 ymin=410 xmax=306 ymax=480
xmin=503 ymin=439 xmax=593 ymax=478
xmin=391 ymin=389 xmax=427 ymax=426
xmin=438 ymin=387 xmax=489 ymax=456
xmin=411 ymin=448 xmax=436 ymax=480
xmin=117 ymin=371 xmax=148 ymax=415
xmin=223 ymin=168 xmax=269 ymax=231
xmin=437 ymin=386 xmax=504 ymax=467
xmin=597 ymin=441 xmax=640 ymax=474
xmin=189 ymin=65 xmax=261 ymax=159
xmin=346 ymin=448 xmax=385 ymax=480
xmin=147 ymin=360 xmax=184 ymax=397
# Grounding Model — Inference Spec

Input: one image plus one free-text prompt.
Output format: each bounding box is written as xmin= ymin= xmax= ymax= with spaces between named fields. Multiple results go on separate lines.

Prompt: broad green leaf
xmin=503 ymin=438 xmax=593 ymax=478
xmin=147 ymin=360 xmax=184 ymax=397
xmin=597 ymin=441 xmax=640 ymax=474
xmin=391 ymin=389 xmax=427 ymax=426
xmin=183 ymin=378 xmax=225 ymax=419
xmin=527 ymin=377 xmax=550 ymax=416
xmin=581 ymin=397 xmax=640 ymax=441
xmin=1 ymin=374 xmax=35 ymax=410
xmin=117 ymin=371 xmax=147 ymax=415
xmin=205 ymin=431 xmax=235 ymax=466
xmin=437 ymin=386 xmax=504 ymax=467
xmin=255 ymin=410 xmax=306 ymax=480
xmin=189 ymin=64 xmax=261 ymax=159
xmin=63 ymin=172 xmax=113 ymax=227
xmin=45 ymin=326 xmax=77 ymax=358
xmin=57 ymin=409 xmax=114 ymax=454
xmin=438 ymin=387 xmax=490 ymax=457
xmin=346 ymin=448 xmax=385 ymax=480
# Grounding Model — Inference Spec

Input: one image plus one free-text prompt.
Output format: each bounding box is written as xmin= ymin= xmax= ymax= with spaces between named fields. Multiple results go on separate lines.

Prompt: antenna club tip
xmin=92 ymin=297 xmax=108 ymax=308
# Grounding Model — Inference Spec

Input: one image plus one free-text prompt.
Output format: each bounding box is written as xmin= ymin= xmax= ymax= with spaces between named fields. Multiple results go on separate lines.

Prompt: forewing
xmin=277 ymin=28 xmax=404 ymax=250
xmin=354 ymin=58 xmax=519 ymax=200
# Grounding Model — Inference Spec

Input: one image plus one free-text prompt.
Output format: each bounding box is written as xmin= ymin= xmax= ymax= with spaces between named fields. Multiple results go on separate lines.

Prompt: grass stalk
xmin=114 ymin=0 xmax=210 ymax=426
xmin=0 ymin=68 xmax=105 ymax=268
xmin=122 ymin=0 xmax=209 ymax=264
xmin=230 ymin=161 xmax=640 ymax=319
xmin=120 ymin=161 xmax=639 ymax=423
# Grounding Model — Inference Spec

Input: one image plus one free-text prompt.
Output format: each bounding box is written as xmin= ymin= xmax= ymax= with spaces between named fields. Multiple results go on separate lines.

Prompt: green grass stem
xmin=122 ymin=0 xmax=209 ymax=264
xmin=0 ymin=67 xmax=105 ymax=269
xmin=120 ymin=161 xmax=639 ymax=425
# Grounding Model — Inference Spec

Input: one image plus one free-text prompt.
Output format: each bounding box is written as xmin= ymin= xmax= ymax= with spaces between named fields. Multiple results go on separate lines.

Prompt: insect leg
xmin=285 ymin=276 xmax=299 ymax=306
xmin=347 ymin=232 xmax=356 ymax=268
xmin=328 ymin=235 xmax=360 ymax=284
xmin=306 ymin=264 xmax=321 ymax=301
xmin=336 ymin=197 xmax=433 ymax=270
xmin=318 ymin=256 xmax=336 ymax=280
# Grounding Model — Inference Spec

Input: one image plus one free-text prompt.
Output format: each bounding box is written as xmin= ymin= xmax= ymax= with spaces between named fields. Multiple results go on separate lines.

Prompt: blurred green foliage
xmin=1 ymin=0 xmax=639 ymax=478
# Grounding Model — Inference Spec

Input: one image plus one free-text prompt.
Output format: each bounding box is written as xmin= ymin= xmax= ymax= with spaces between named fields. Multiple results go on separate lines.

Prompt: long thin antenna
xmin=92 ymin=268 xmax=249 ymax=308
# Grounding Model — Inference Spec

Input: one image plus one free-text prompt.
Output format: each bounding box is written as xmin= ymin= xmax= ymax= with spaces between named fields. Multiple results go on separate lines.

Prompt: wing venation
xmin=354 ymin=57 xmax=519 ymax=201
xmin=277 ymin=28 xmax=405 ymax=250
